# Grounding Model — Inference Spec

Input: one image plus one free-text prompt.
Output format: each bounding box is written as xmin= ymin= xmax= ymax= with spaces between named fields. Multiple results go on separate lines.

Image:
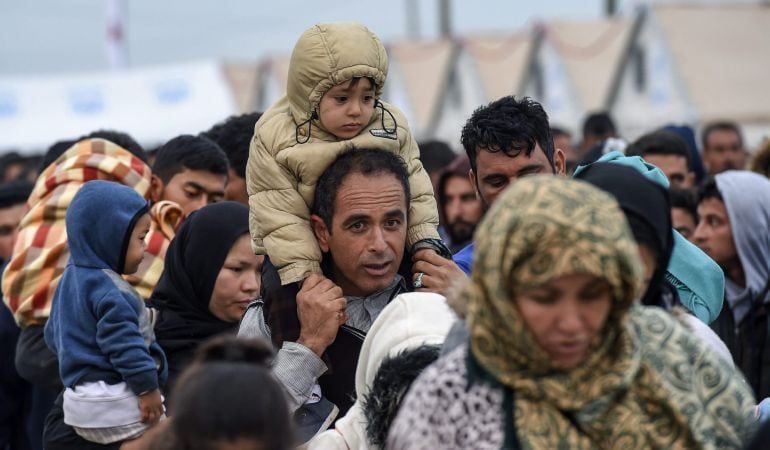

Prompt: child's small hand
xmin=138 ymin=389 xmax=164 ymax=425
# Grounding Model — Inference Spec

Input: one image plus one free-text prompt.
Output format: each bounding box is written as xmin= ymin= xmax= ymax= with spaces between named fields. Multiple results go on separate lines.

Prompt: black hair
xmin=626 ymin=130 xmax=692 ymax=168
xmin=418 ymin=140 xmax=456 ymax=174
xmin=460 ymin=96 xmax=555 ymax=173
xmin=169 ymin=362 xmax=292 ymax=450
xmin=582 ymin=112 xmax=617 ymax=139
xmin=39 ymin=129 xmax=148 ymax=175
xmin=158 ymin=336 xmax=291 ymax=450
xmin=697 ymin=176 xmax=723 ymax=204
xmin=550 ymin=126 xmax=571 ymax=139
xmin=701 ymin=120 xmax=744 ymax=150
xmin=363 ymin=345 xmax=441 ymax=448
xmin=669 ymin=187 xmax=698 ymax=223
xmin=152 ymin=135 xmax=229 ymax=184
xmin=312 ymin=148 xmax=410 ymax=231
xmin=0 ymin=180 xmax=33 ymax=209
xmin=202 ymin=112 xmax=263 ymax=179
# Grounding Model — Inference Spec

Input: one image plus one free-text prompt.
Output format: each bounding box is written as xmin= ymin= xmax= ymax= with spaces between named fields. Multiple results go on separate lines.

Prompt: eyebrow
xmin=184 ymin=181 xmax=224 ymax=197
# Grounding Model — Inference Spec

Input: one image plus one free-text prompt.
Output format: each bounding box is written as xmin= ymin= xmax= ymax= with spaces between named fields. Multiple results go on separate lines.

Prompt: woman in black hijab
xmin=150 ymin=201 xmax=263 ymax=397
xmin=574 ymin=162 xmax=675 ymax=308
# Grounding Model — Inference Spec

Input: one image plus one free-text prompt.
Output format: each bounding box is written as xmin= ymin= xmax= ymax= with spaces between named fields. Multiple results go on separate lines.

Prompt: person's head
xmin=574 ymin=163 xmax=674 ymax=306
xmin=626 ymin=130 xmax=695 ymax=188
xmin=437 ymin=156 xmax=483 ymax=249
xmin=65 ymin=180 xmax=150 ymax=275
xmin=357 ymin=293 xmax=454 ymax=447
xmin=203 ymin=112 xmax=263 ymax=204
xmin=418 ymin=140 xmax=457 ymax=192
xmin=701 ymin=121 xmax=747 ymax=175
xmin=40 ymin=130 xmax=147 ymax=175
xmin=461 ymin=96 xmax=566 ymax=207
xmin=467 ymin=176 xmax=641 ymax=374
xmin=580 ymin=112 xmax=617 ymax=153
xmin=151 ymin=202 xmax=262 ymax=325
xmin=669 ymin=188 xmax=698 ymax=241
xmin=311 ymin=148 xmax=409 ymax=297
xmin=150 ymin=135 xmax=229 ymax=217
xmin=694 ymin=171 xmax=770 ymax=291
xmin=286 ymin=23 xmax=388 ymax=141
xmin=750 ymin=137 xmax=770 ymax=178
xmin=167 ymin=338 xmax=292 ymax=450
xmin=0 ymin=152 xmax=26 ymax=182
xmin=0 ymin=180 xmax=32 ymax=263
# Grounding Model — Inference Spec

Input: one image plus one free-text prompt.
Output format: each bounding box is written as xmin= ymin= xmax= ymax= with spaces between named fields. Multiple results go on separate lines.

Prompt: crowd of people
xmin=2 ymin=20 xmax=770 ymax=450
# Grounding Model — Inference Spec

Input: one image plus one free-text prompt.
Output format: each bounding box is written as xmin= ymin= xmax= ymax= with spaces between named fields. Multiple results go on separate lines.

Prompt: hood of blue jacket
xmin=65 ymin=180 xmax=149 ymax=272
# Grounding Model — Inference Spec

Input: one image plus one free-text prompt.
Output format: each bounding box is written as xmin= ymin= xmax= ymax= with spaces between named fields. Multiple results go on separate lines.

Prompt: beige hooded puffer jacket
xmin=246 ymin=22 xmax=440 ymax=285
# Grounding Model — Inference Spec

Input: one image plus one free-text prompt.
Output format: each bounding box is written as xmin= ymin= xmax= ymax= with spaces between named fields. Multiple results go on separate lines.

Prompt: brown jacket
xmin=246 ymin=22 xmax=439 ymax=285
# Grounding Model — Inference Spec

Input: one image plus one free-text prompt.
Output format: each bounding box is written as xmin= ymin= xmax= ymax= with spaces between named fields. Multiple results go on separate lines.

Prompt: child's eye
xmin=334 ymin=96 xmax=348 ymax=103
xmin=364 ymin=95 xmax=374 ymax=103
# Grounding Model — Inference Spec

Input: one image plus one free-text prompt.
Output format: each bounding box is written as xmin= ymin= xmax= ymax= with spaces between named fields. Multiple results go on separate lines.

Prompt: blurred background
xmin=1 ymin=0 xmax=768 ymax=161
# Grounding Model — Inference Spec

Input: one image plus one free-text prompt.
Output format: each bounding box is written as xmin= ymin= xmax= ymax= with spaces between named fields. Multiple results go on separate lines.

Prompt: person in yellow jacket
xmin=247 ymin=22 xmax=449 ymax=286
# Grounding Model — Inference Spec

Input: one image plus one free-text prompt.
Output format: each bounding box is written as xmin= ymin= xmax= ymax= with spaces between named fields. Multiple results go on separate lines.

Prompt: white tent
xmin=0 ymin=60 xmax=236 ymax=153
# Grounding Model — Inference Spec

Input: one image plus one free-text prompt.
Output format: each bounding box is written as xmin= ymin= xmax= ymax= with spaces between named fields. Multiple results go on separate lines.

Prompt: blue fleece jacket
xmin=44 ymin=180 xmax=167 ymax=395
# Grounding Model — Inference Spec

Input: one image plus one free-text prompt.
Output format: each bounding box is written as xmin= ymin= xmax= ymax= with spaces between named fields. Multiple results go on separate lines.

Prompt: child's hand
xmin=138 ymin=389 xmax=164 ymax=425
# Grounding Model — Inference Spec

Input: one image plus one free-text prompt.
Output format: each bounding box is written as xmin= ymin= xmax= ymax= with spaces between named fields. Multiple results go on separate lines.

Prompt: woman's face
xmin=515 ymin=273 xmax=613 ymax=370
xmin=208 ymin=234 xmax=264 ymax=323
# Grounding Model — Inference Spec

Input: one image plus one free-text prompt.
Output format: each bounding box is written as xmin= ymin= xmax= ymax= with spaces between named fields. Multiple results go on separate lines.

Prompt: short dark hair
xmin=550 ymin=126 xmax=571 ymax=139
xmin=669 ymin=187 xmax=698 ymax=222
xmin=152 ymin=135 xmax=229 ymax=184
xmin=626 ymin=130 xmax=692 ymax=168
xmin=418 ymin=140 xmax=456 ymax=175
xmin=0 ymin=180 xmax=33 ymax=209
xmin=582 ymin=112 xmax=617 ymax=139
xmin=697 ymin=176 xmax=723 ymax=204
xmin=701 ymin=121 xmax=744 ymax=150
xmin=312 ymin=148 xmax=410 ymax=231
xmin=39 ymin=130 xmax=147 ymax=175
xmin=460 ymin=96 xmax=555 ymax=173
xmin=202 ymin=112 xmax=263 ymax=179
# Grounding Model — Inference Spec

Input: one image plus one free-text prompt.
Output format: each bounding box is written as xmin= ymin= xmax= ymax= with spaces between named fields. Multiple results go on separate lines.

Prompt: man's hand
xmin=138 ymin=389 xmax=164 ymax=425
xmin=412 ymin=249 xmax=467 ymax=296
xmin=296 ymin=273 xmax=347 ymax=357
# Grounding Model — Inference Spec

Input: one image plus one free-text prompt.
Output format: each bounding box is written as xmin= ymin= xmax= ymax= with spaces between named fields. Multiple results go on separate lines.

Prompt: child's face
xmin=124 ymin=213 xmax=151 ymax=275
xmin=318 ymin=78 xmax=376 ymax=140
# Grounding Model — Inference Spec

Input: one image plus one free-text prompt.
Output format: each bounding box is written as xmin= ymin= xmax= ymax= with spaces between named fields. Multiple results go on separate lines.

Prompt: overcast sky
xmin=0 ymin=0 xmax=610 ymax=75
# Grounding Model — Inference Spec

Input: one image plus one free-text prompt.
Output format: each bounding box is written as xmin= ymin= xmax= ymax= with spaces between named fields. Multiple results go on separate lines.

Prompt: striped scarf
xmin=2 ymin=139 xmax=152 ymax=326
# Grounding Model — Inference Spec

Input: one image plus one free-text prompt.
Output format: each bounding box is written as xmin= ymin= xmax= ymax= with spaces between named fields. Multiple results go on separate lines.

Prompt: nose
xmin=692 ymin=221 xmax=708 ymax=244
xmin=347 ymin=100 xmax=362 ymax=117
xmin=242 ymin=269 xmax=260 ymax=297
xmin=554 ymin=298 xmax=583 ymax=335
xmin=368 ymin=226 xmax=388 ymax=253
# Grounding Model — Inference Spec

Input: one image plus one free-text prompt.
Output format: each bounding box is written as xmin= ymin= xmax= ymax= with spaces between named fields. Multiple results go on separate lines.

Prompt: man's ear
xmin=553 ymin=148 xmax=567 ymax=176
xmin=149 ymin=175 xmax=165 ymax=203
xmin=310 ymin=215 xmax=330 ymax=252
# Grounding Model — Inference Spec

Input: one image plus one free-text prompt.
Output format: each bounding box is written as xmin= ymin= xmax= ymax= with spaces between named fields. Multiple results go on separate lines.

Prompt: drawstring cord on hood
xmin=376 ymin=100 xmax=397 ymax=134
xmin=294 ymin=100 xmax=397 ymax=144
xmin=295 ymin=111 xmax=318 ymax=144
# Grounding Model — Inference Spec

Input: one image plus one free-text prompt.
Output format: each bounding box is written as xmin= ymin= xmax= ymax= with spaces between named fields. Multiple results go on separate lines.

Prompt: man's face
xmin=643 ymin=154 xmax=694 ymax=189
xmin=693 ymin=197 xmax=739 ymax=269
xmin=442 ymin=175 xmax=483 ymax=246
xmin=150 ymin=169 xmax=227 ymax=217
xmin=471 ymin=144 xmax=566 ymax=206
xmin=0 ymin=203 xmax=26 ymax=262
xmin=703 ymin=129 xmax=747 ymax=175
xmin=225 ymin=169 xmax=249 ymax=205
xmin=671 ymin=207 xmax=697 ymax=241
xmin=312 ymin=172 xmax=407 ymax=297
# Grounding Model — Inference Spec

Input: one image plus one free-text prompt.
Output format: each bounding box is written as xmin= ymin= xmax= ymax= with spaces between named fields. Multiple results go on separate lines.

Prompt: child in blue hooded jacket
xmin=45 ymin=180 xmax=167 ymax=444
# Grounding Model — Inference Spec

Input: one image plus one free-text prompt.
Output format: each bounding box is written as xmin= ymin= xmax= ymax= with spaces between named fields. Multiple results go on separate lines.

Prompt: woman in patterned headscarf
xmin=387 ymin=176 xmax=756 ymax=450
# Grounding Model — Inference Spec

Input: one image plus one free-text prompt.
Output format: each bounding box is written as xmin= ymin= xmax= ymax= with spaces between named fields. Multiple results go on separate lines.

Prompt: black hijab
xmin=574 ymin=162 xmax=675 ymax=308
xmin=150 ymin=201 xmax=251 ymax=391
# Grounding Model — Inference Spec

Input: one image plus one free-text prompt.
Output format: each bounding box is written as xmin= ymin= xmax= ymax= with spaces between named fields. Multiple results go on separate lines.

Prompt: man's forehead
xmin=334 ymin=172 xmax=406 ymax=218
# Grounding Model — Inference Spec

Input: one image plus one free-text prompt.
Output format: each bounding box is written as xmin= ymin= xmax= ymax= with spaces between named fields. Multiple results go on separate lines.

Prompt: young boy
xmin=247 ymin=22 xmax=448 ymax=286
xmin=45 ymin=180 xmax=167 ymax=444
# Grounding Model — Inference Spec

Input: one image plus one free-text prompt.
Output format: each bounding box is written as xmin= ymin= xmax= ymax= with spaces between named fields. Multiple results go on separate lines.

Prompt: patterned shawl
xmin=2 ymin=139 xmax=151 ymax=326
xmin=466 ymin=176 xmax=755 ymax=449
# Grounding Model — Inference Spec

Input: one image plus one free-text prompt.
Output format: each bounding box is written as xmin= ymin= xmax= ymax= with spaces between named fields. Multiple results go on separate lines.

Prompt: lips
xmin=363 ymin=261 xmax=392 ymax=277
xmin=341 ymin=124 xmax=361 ymax=131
